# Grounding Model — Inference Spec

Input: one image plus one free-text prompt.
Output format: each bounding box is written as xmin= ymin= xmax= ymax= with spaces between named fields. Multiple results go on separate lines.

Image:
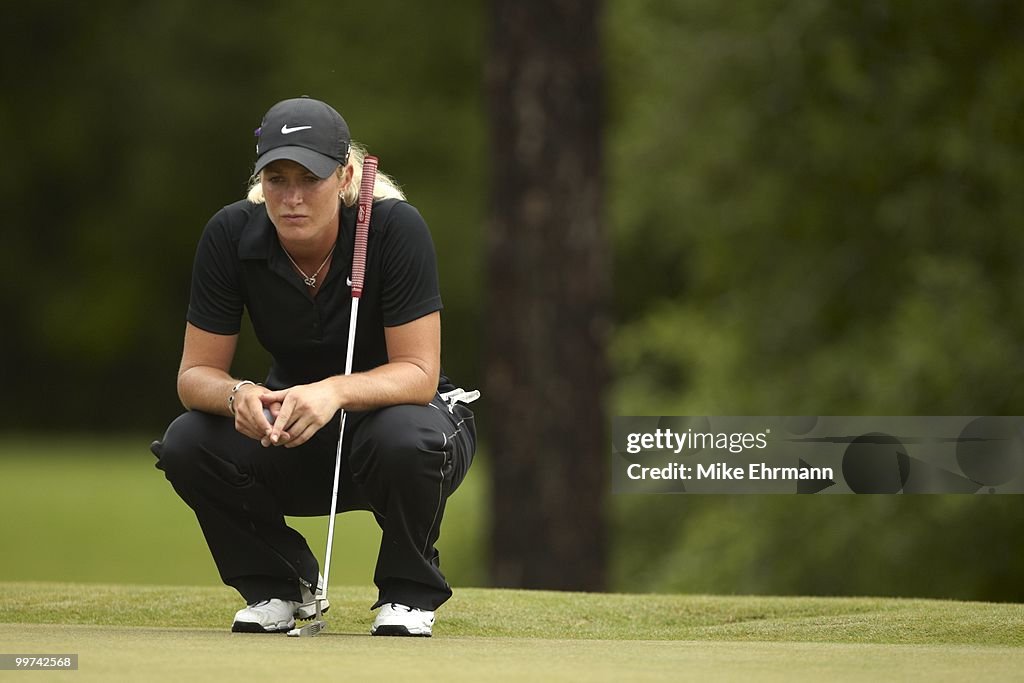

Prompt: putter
xmin=288 ymin=156 xmax=379 ymax=638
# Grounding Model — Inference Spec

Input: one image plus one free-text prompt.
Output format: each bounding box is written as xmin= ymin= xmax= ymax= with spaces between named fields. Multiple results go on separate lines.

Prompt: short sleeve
xmin=186 ymin=209 xmax=244 ymax=335
xmin=379 ymin=202 xmax=443 ymax=327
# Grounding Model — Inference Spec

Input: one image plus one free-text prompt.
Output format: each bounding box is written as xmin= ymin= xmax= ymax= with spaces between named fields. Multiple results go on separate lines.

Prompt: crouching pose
xmin=152 ymin=97 xmax=477 ymax=636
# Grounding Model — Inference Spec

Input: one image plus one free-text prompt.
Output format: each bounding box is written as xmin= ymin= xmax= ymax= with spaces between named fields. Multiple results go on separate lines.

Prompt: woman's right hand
xmin=233 ymin=384 xmax=289 ymax=445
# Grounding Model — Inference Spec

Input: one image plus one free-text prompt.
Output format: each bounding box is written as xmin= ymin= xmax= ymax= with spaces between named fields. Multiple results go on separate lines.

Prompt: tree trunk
xmin=485 ymin=0 xmax=608 ymax=591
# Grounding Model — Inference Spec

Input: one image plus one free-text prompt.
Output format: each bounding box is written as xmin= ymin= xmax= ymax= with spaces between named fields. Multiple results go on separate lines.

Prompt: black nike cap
xmin=253 ymin=97 xmax=351 ymax=179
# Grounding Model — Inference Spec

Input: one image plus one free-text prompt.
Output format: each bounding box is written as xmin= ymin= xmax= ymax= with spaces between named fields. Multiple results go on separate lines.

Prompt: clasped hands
xmin=232 ymin=381 xmax=340 ymax=448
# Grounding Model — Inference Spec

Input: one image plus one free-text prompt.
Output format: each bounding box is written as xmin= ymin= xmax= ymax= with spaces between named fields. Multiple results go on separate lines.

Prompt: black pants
xmin=152 ymin=393 xmax=475 ymax=611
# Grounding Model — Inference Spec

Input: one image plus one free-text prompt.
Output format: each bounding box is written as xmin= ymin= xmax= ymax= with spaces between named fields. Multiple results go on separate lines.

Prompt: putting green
xmin=1 ymin=623 xmax=1021 ymax=682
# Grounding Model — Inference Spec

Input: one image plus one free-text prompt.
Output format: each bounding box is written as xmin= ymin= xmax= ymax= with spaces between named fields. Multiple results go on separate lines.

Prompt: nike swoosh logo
xmin=281 ymin=124 xmax=312 ymax=134
xmin=346 ymin=277 xmax=353 ymax=287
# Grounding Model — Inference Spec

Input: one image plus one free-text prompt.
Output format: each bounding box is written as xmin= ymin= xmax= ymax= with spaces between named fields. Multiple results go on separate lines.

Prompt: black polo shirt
xmin=186 ymin=197 xmax=445 ymax=390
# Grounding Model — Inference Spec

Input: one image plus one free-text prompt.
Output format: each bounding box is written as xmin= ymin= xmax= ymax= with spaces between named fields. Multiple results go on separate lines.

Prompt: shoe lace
xmin=390 ymin=603 xmax=415 ymax=613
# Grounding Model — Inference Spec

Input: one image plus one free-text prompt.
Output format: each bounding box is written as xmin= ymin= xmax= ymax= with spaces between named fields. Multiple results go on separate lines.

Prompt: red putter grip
xmin=351 ymin=156 xmax=378 ymax=299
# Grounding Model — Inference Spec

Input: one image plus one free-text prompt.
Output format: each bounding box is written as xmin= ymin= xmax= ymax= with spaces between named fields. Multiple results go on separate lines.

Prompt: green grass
xmin=0 ymin=435 xmax=486 ymax=588
xmin=0 ymin=583 xmax=1021 ymax=682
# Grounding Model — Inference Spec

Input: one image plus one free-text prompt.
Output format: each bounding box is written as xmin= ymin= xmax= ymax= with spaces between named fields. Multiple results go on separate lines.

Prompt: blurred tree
xmin=485 ymin=0 xmax=609 ymax=590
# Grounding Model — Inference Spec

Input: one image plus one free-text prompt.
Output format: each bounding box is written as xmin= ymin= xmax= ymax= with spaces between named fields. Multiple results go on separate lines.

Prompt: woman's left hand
xmin=258 ymin=381 xmax=340 ymax=448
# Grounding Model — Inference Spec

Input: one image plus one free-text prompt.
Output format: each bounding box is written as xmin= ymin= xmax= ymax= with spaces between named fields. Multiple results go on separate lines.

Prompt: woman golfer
xmin=153 ymin=96 xmax=477 ymax=636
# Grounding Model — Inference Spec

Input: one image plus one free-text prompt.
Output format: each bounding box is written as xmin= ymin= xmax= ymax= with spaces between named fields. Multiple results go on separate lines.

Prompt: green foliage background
xmin=609 ymin=0 xmax=1024 ymax=416
xmin=606 ymin=0 xmax=1024 ymax=602
xmin=2 ymin=1 xmax=1022 ymax=600
xmin=0 ymin=1 xmax=485 ymax=429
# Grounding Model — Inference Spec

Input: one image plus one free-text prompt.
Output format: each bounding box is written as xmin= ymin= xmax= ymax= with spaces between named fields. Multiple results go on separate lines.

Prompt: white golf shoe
xmin=370 ymin=603 xmax=434 ymax=637
xmin=231 ymin=599 xmax=298 ymax=633
xmin=295 ymin=575 xmax=330 ymax=620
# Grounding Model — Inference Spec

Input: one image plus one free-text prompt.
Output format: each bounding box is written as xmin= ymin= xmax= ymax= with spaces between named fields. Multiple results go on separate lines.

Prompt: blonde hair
xmin=246 ymin=141 xmax=406 ymax=206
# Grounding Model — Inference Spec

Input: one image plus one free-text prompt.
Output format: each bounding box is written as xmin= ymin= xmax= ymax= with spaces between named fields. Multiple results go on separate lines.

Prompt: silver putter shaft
xmin=286 ymin=299 xmax=360 ymax=638
xmin=286 ymin=157 xmax=378 ymax=640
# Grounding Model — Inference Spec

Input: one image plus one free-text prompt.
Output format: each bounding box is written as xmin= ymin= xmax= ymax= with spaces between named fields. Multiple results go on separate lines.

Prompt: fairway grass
xmin=0 ymin=436 xmax=486 ymax=587
xmin=0 ymin=583 xmax=1021 ymax=682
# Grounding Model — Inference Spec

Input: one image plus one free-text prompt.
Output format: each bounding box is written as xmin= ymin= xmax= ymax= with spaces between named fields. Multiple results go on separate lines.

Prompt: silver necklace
xmin=282 ymin=242 xmax=337 ymax=288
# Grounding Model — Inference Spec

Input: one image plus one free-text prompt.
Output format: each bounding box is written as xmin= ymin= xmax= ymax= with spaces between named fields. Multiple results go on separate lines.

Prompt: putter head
xmin=287 ymin=619 xmax=326 ymax=637
xmin=287 ymin=597 xmax=326 ymax=638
